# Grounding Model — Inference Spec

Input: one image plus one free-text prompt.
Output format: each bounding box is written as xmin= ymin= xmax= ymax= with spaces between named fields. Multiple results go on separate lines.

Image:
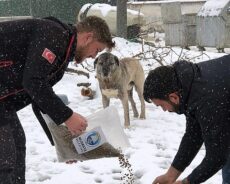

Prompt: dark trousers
xmin=223 ymin=156 xmax=230 ymax=184
xmin=0 ymin=104 xmax=26 ymax=184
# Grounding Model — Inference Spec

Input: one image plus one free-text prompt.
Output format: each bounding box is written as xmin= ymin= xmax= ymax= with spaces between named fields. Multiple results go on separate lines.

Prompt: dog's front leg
xmin=139 ymin=96 xmax=146 ymax=119
xmin=128 ymin=89 xmax=139 ymax=118
xmin=135 ymin=85 xmax=146 ymax=119
xmin=120 ymin=93 xmax=130 ymax=127
xmin=102 ymin=94 xmax=110 ymax=108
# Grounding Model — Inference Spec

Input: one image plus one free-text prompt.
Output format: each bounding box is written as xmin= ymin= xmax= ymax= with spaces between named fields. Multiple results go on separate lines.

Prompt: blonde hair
xmin=77 ymin=16 xmax=115 ymax=49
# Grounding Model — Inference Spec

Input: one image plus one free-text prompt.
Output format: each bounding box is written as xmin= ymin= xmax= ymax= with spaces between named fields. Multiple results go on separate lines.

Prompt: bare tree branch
xmin=77 ymin=83 xmax=91 ymax=87
xmin=66 ymin=68 xmax=89 ymax=78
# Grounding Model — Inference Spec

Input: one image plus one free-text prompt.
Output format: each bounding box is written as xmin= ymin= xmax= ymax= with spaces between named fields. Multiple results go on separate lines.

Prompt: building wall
xmin=196 ymin=17 xmax=225 ymax=48
xmin=127 ymin=0 xmax=206 ymax=32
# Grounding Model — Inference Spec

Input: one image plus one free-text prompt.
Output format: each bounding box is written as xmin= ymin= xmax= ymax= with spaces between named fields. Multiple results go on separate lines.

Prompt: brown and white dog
xmin=94 ymin=52 xmax=145 ymax=127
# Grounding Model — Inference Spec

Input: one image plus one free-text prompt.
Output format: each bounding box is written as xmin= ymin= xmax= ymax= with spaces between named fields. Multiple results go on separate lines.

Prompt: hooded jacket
xmin=0 ymin=17 xmax=77 ymax=125
xmin=171 ymin=55 xmax=230 ymax=183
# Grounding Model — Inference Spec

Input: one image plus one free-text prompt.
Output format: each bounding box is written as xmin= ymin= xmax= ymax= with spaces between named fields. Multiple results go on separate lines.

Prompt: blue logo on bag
xmin=86 ymin=131 xmax=101 ymax=146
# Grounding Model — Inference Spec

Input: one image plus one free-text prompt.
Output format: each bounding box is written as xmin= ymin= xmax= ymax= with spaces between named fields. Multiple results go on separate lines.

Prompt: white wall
xmin=127 ymin=0 xmax=206 ymax=32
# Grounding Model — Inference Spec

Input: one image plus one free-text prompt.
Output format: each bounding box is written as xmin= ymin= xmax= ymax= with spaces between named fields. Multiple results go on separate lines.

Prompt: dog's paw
xmin=124 ymin=125 xmax=130 ymax=129
xmin=133 ymin=113 xmax=139 ymax=118
xmin=139 ymin=114 xmax=146 ymax=119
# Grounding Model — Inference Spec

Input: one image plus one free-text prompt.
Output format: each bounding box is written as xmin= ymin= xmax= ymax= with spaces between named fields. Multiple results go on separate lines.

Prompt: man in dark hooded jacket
xmin=0 ymin=16 xmax=114 ymax=184
xmin=143 ymin=55 xmax=230 ymax=184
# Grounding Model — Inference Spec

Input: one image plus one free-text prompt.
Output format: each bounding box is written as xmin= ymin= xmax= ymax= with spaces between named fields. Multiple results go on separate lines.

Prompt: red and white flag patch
xmin=42 ymin=48 xmax=56 ymax=64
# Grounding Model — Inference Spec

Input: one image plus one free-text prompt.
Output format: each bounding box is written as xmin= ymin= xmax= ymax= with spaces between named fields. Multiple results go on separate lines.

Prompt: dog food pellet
xmin=83 ymin=143 xmax=120 ymax=159
xmin=119 ymin=153 xmax=135 ymax=184
xmin=85 ymin=145 xmax=135 ymax=184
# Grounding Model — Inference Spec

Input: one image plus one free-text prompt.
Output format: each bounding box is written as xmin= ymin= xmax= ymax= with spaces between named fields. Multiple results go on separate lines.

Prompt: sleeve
xmin=171 ymin=114 xmax=203 ymax=172
xmin=22 ymin=22 xmax=73 ymax=125
xmin=187 ymin=101 xmax=230 ymax=183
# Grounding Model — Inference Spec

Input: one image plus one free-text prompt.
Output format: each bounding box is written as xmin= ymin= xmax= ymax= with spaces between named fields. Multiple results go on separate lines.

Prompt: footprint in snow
xmin=94 ymin=177 xmax=103 ymax=183
xmin=111 ymin=168 xmax=122 ymax=174
xmin=112 ymin=175 xmax=122 ymax=181
xmin=159 ymin=160 xmax=171 ymax=169
xmin=155 ymin=142 xmax=167 ymax=150
xmin=111 ymin=168 xmax=122 ymax=181
xmin=80 ymin=165 xmax=94 ymax=174
xmin=134 ymin=170 xmax=144 ymax=179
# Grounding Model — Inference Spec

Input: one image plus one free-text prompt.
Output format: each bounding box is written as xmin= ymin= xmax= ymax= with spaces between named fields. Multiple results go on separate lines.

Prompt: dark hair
xmin=77 ymin=16 xmax=115 ymax=49
xmin=143 ymin=65 xmax=180 ymax=103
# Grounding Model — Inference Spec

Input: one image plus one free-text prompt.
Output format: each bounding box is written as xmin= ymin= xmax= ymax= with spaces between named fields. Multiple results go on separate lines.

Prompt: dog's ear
xmin=114 ymin=55 xmax=119 ymax=66
xmin=94 ymin=58 xmax=98 ymax=69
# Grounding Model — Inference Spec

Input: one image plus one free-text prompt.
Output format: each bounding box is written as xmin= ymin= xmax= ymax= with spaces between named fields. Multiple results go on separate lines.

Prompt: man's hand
xmin=65 ymin=112 xmax=88 ymax=135
xmin=173 ymin=181 xmax=183 ymax=184
xmin=173 ymin=178 xmax=189 ymax=184
xmin=152 ymin=166 xmax=181 ymax=184
xmin=153 ymin=178 xmax=188 ymax=184
xmin=153 ymin=173 xmax=177 ymax=184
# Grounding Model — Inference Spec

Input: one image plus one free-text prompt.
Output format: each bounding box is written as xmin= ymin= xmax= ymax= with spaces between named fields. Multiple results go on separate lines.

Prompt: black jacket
xmin=171 ymin=55 xmax=230 ymax=183
xmin=0 ymin=17 xmax=77 ymax=125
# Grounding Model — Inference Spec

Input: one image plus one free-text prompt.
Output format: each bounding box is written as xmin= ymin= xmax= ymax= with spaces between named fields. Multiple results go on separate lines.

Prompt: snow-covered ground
xmin=19 ymin=37 xmax=226 ymax=184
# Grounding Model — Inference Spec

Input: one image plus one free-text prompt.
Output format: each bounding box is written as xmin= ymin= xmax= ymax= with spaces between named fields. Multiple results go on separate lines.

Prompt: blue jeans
xmin=223 ymin=156 xmax=230 ymax=184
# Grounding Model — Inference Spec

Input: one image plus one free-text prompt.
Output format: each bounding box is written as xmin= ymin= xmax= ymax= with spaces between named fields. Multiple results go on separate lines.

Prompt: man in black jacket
xmin=0 ymin=16 xmax=114 ymax=184
xmin=143 ymin=55 xmax=230 ymax=184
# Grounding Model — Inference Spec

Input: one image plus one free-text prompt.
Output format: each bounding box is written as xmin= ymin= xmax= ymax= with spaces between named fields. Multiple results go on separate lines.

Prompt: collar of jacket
xmin=68 ymin=27 xmax=77 ymax=62
xmin=173 ymin=60 xmax=196 ymax=114
xmin=42 ymin=16 xmax=77 ymax=62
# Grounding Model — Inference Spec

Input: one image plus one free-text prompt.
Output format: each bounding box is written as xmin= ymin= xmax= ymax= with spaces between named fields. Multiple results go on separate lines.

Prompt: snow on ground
xmin=19 ymin=37 xmax=226 ymax=184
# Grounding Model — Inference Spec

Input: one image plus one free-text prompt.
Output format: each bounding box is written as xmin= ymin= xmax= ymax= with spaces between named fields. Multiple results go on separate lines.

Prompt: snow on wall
xmin=79 ymin=3 xmax=144 ymax=19
xmin=198 ymin=0 xmax=229 ymax=16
